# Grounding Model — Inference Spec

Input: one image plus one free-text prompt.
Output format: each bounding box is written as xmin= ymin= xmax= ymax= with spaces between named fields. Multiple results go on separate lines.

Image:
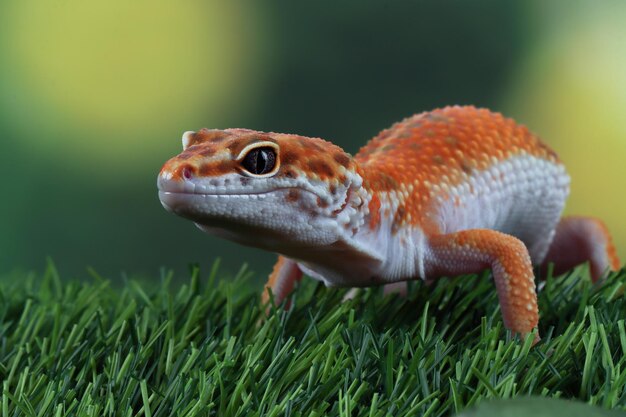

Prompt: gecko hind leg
xmin=427 ymin=229 xmax=539 ymax=339
xmin=540 ymin=216 xmax=620 ymax=283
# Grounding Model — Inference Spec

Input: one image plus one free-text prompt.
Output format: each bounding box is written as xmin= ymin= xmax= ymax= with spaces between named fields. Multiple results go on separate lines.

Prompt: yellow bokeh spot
xmin=505 ymin=4 xmax=626 ymax=261
xmin=0 ymin=0 xmax=261 ymax=170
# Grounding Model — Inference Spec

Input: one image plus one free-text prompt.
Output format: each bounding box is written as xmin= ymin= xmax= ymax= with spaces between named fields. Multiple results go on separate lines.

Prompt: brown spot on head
xmin=198 ymin=164 xmax=212 ymax=176
xmin=200 ymin=147 xmax=216 ymax=157
xmin=282 ymin=168 xmax=297 ymax=179
xmin=199 ymin=160 xmax=233 ymax=176
xmin=190 ymin=129 xmax=224 ymax=146
xmin=209 ymin=135 xmax=226 ymax=143
xmin=217 ymin=160 xmax=232 ymax=172
xmin=432 ymin=155 xmax=444 ymax=165
xmin=316 ymin=196 xmax=329 ymax=208
xmin=281 ymin=151 xmax=298 ymax=165
xmin=301 ymin=140 xmax=324 ymax=151
xmin=227 ymin=138 xmax=251 ymax=152
xmin=177 ymin=150 xmax=196 ymax=160
xmin=307 ymin=159 xmax=334 ymax=178
xmin=445 ymin=136 xmax=458 ymax=146
xmin=333 ymin=152 xmax=350 ymax=167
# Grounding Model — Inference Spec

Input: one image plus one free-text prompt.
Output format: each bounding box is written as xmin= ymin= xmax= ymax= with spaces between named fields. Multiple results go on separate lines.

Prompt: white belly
xmin=433 ymin=154 xmax=570 ymax=262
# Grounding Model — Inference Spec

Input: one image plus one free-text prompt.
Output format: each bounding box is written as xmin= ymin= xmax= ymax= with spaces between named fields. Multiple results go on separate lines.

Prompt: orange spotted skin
xmin=356 ymin=106 xmax=560 ymax=234
xmin=158 ymin=105 xmax=621 ymax=343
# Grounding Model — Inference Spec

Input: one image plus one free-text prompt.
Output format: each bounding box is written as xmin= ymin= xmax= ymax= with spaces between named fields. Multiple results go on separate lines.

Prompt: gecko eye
xmin=241 ymin=147 xmax=276 ymax=175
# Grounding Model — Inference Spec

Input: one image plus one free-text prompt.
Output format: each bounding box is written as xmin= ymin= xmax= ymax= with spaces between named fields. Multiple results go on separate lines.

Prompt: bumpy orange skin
xmin=357 ymin=106 xmax=559 ymax=234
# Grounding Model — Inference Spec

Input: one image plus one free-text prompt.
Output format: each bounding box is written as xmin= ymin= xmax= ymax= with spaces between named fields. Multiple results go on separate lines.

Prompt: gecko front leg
xmin=262 ymin=256 xmax=303 ymax=307
xmin=426 ymin=229 xmax=539 ymax=338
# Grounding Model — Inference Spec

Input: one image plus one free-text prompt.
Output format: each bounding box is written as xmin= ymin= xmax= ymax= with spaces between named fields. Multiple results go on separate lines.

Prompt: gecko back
xmin=356 ymin=106 xmax=570 ymax=263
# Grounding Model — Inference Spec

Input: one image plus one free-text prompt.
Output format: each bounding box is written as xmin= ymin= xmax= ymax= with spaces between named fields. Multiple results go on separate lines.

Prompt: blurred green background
xmin=1 ymin=1 xmax=624 ymax=283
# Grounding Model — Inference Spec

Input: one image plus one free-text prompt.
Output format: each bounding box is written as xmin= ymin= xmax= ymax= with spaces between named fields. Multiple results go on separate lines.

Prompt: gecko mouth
xmin=158 ymin=190 xmax=271 ymax=219
xmin=157 ymin=176 xmax=349 ymax=218
xmin=158 ymin=185 xmax=349 ymax=221
xmin=158 ymin=185 xmax=323 ymax=198
xmin=158 ymin=187 xmax=323 ymax=212
xmin=159 ymin=189 xmax=284 ymax=207
xmin=158 ymin=189 xmax=277 ymax=197
xmin=158 ymin=175 xmax=318 ymax=197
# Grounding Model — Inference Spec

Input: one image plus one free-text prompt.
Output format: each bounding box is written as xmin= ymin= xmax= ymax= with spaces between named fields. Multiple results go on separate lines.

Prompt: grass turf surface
xmin=1 ymin=261 xmax=626 ymax=416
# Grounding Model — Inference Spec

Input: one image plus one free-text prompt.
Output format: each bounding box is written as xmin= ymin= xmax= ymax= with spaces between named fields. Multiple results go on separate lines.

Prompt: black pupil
xmin=242 ymin=147 xmax=276 ymax=175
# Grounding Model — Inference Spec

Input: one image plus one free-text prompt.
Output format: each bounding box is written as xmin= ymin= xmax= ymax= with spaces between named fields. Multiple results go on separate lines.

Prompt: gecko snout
xmin=167 ymin=164 xmax=195 ymax=181
xmin=158 ymin=163 xmax=196 ymax=184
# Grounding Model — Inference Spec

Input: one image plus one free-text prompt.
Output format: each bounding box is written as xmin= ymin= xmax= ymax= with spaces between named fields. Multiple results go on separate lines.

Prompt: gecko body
xmin=158 ymin=106 xmax=620 ymax=338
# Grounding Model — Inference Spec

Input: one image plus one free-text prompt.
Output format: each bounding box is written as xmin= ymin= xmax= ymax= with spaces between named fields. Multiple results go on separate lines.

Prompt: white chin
xmin=158 ymin=191 xmax=176 ymax=212
xmin=158 ymin=191 xmax=190 ymax=213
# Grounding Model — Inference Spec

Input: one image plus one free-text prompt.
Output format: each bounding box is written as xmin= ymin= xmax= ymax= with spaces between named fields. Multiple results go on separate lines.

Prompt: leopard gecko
xmin=157 ymin=106 xmax=620 ymax=339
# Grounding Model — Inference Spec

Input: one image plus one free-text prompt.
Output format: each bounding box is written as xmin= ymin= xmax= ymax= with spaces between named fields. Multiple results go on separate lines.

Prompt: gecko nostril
xmin=182 ymin=166 xmax=193 ymax=180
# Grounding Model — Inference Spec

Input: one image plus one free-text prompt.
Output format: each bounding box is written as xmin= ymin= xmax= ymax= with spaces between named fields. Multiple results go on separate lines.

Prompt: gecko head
xmin=157 ymin=128 xmax=368 ymax=252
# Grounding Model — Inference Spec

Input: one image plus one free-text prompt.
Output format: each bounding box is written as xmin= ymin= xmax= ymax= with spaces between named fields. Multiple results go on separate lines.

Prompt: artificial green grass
xmin=1 ymin=261 xmax=626 ymax=416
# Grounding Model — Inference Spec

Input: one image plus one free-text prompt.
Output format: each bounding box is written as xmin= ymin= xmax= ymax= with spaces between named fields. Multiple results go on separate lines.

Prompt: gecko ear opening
xmin=182 ymin=131 xmax=195 ymax=150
